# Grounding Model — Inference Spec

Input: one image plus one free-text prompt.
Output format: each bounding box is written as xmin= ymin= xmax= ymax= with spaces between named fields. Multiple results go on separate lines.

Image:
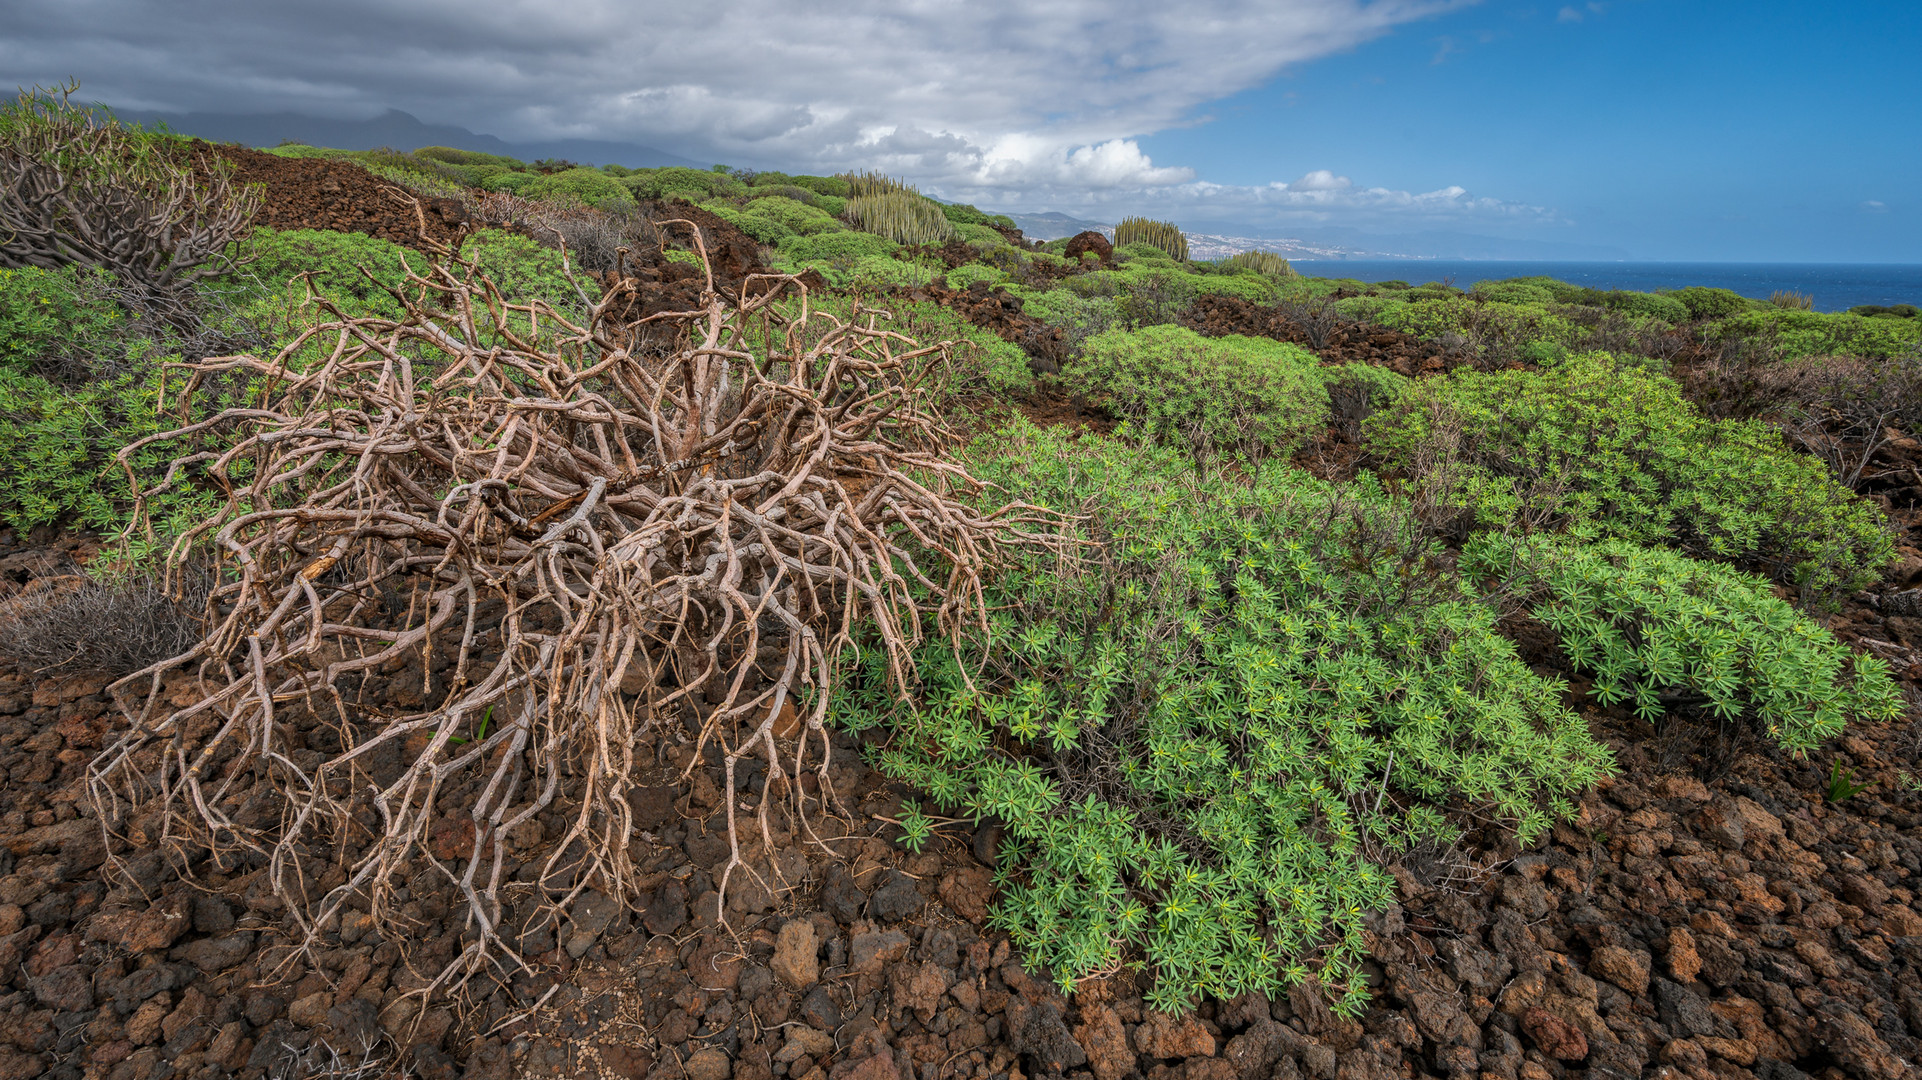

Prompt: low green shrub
xmin=1012 ymin=286 xmax=1124 ymax=357
xmin=742 ymin=192 xmax=839 ymax=232
xmin=705 ymin=204 xmax=795 ymax=245
xmin=1713 ymin=309 xmax=1922 ymax=361
xmin=1191 ymin=272 xmax=1280 ymax=305
xmin=1114 ymin=241 xmax=1180 ymax=265
xmin=789 ymin=174 xmax=851 ymax=199
xmin=946 ymin=264 xmax=1008 ymax=291
xmin=461 ymin=230 xmax=580 ymax=309
xmin=0 ymin=265 xmax=135 ymax=374
xmin=1068 ymin=325 xmax=1327 ymax=462
xmin=520 ymin=167 xmax=634 ymax=210
xmin=1364 ymin=353 xmax=1895 ymax=602
xmin=412 ymin=146 xmax=523 ymax=170
xmin=1849 ymin=303 xmax=1918 ymax=319
xmin=938 ymin=201 xmax=1018 ymax=230
xmin=1470 ymin=281 xmax=1557 ymax=305
xmin=479 ymin=170 xmax=539 ymax=193
xmin=1463 ymin=535 xmax=1904 ymax=751
xmin=779 ymin=231 xmax=899 ymax=263
xmin=624 ymin=167 xmax=742 ymax=201
xmin=220 ymin=227 xmax=415 ymax=318
xmin=1372 ymin=297 xmax=1581 ymax=356
xmin=956 ymin=223 xmax=1008 ymax=246
xmin=1598 ymin=290 xmax=1689 ymax=324
xmin=841 ymin=423 xmax=1611 ymax=1011
xmin=1667 ymin=286 xmax=1752 ymax=321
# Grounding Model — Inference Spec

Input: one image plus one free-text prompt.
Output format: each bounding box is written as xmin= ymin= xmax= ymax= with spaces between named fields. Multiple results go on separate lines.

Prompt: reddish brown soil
xmin=894 ymin=280 xmax=1073 ymax=374
xmin=1177 ymin=295 xmax=1461 ymax=375
xmin=2 ymin=522 xmax=1919 ymax=1080
xmin=199 ymin=143 xmax=471 ymax=252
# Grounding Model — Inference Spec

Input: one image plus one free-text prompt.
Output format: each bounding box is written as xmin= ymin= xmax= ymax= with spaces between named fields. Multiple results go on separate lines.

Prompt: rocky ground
xmin=0 ymin=514 xmax=1918 ymax=1080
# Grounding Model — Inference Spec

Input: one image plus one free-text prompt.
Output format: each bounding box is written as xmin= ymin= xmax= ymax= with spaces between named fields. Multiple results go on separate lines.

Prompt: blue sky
xmin=1140 ymin=1 xmax=1921 ymax=260
xmin=3 ymin=0 xmax=1915 ymax=260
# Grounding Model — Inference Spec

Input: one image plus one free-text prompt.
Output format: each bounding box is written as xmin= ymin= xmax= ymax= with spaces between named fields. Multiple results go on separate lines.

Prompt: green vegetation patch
xmin=1464 ymin=535 xmax=1904 ymax=751
xmin=1068 ymin=325 xmax=1328 ymax=463
xmin=1364 ymin=353 xmax=1895 ymax=602
xmin=840 ymin=423 xmax=1613 ymax=1012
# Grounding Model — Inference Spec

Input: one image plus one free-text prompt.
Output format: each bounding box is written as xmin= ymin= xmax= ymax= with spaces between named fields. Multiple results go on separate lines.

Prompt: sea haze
xmin=1287 ymin=261 xmax=1922 ymax=313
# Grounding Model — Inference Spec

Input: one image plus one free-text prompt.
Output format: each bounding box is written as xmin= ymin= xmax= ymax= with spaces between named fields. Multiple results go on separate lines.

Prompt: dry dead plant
xmin=87 ymin=213 xmax=1044 ymax=997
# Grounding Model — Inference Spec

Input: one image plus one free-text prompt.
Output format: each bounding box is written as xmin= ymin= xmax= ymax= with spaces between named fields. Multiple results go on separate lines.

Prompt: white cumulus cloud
xmin=0 ymin=0 xmax=1549 ymax=225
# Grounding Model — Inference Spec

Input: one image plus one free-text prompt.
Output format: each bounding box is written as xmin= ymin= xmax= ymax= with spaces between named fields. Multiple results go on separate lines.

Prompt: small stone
xmin=820 ymin=864 xmax=866 ymax=924
xmin=887 ymin=961 xmax=950 ymax=1020
xmin=800 ymin=984 xmax=843 ymax=1031
xmin=1521 ymin=1007 xmax=1588 ymax=1061
xmin=126 ymin=998 xmax=171 ymax=1045
xmin=1667 ymin=927 xmax=1701 ymax=983
xmin=781 ymin=1025 xmax=835 ymax=1062
xmin=287 ymin=990 xmax=333 ymax=1028
xmin=869 ymin=870 xmax=924 ymax=923
xmin=31 ymin=965 xmax=92 ymax=1012
xmin=1073 ymin=1003 xmax=1134 ymax=1080
xmin=849 ymin=929 xmax=909 ymax=974
xmin=170 ymin=930 xmax=256 ymax=973
xmin=1588 ymin=945 xmax=1650 ymax=996
xmin=772 ymin=919 xmax=819 ymax=989
xmin=937 ymin=865 xmax=992 ymax=924
xmin=1135 ymin=1010 xmax=1217 ymax=1058
xmin=832 ymin=1051 xmax=897 ymax=1080
xmin=685 ymin=1047 xmax=731 ymax=1080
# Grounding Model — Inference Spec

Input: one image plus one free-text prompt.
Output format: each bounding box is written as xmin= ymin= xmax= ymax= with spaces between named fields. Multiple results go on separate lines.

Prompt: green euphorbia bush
xmin=0 ymin=265 xmax=134 ymax=374
xmin=1365 ymin=353 xmax=1895 ymax=603
xmin=1068 ymin=325 xmax=1328 ymax=463
xmin=839 ymin=422 xmax=1613 ymax=1013
xmin=519 ymin=168 xmax=634 ymax=210
xmin=1667 ymin=286 xmax=1753 ymax=321
xmin=1714 ymin=309 xmax=1922 ymax=361
xmin=1464 ymin=535 xmax=1904 ymax=751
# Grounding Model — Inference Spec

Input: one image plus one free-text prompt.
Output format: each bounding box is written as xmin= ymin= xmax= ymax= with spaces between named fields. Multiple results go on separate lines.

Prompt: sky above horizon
xmin=2 ymin=0 xmax=1915 ymax=260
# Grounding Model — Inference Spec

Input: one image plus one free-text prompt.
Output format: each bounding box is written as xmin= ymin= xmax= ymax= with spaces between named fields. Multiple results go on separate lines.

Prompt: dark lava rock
xmin=799 ymin=984 xmax=843 ymax=1032
xmin=869 ymin=870 xmax=924 ymax=923
xmin=821 ymin=864 xmax=866 ymax=925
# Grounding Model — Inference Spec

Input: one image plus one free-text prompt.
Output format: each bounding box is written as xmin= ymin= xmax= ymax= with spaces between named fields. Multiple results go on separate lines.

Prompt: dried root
xmin=88 ymin=219 xmax=1040 ymax=995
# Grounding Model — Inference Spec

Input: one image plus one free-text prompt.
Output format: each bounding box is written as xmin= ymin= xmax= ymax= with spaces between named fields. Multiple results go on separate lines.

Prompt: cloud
xmin=1863 ymin=200 xmax=1889 ymax=212
xmin=0 ymin=0 xmax=1471 ymax=196
xmin=1558 ymin=3 xmax=1605 ymax=22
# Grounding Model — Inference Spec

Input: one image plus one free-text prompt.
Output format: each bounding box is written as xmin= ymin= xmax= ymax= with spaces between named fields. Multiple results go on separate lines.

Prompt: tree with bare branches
xmin=90 ymin=211 xmax=1049 ymax=999
xmin=0 ymin=81 xmax=262 ymax=302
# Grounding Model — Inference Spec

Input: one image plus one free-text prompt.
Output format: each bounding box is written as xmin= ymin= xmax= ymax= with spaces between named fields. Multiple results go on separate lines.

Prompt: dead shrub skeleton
xmin=88 ymin=207 xmax=1046 ymax=1000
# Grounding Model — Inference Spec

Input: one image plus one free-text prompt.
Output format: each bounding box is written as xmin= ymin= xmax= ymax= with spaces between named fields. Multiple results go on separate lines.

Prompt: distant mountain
xmin=1176 ymin=220 xmax=1630 ymax=261
xmin=111 ymin=107 xmax=706 ymax=170
xmin=1003 ymin=211 xmax=1113 ymax=242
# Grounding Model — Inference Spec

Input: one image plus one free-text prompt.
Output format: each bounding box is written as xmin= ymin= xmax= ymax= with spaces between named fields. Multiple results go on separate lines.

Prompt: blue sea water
xmin=1286 ymin=261 xmax=1922 ymax=313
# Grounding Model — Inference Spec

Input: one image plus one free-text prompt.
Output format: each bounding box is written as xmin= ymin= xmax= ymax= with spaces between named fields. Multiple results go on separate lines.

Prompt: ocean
xmin=1284 ymin=261 xmax=1922 ymax=313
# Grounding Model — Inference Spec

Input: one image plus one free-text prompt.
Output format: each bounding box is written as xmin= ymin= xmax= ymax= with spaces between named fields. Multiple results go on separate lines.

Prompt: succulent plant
xmin=847 ymin=191 xmax=958 ymax=246
xmin=1113 ymin=217 xmax=1188 ymax=261
xmin=1225 ymin=250 xmax=1297 ymax=278
xmin=839 ymin=170 xmax=913 ymax=199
